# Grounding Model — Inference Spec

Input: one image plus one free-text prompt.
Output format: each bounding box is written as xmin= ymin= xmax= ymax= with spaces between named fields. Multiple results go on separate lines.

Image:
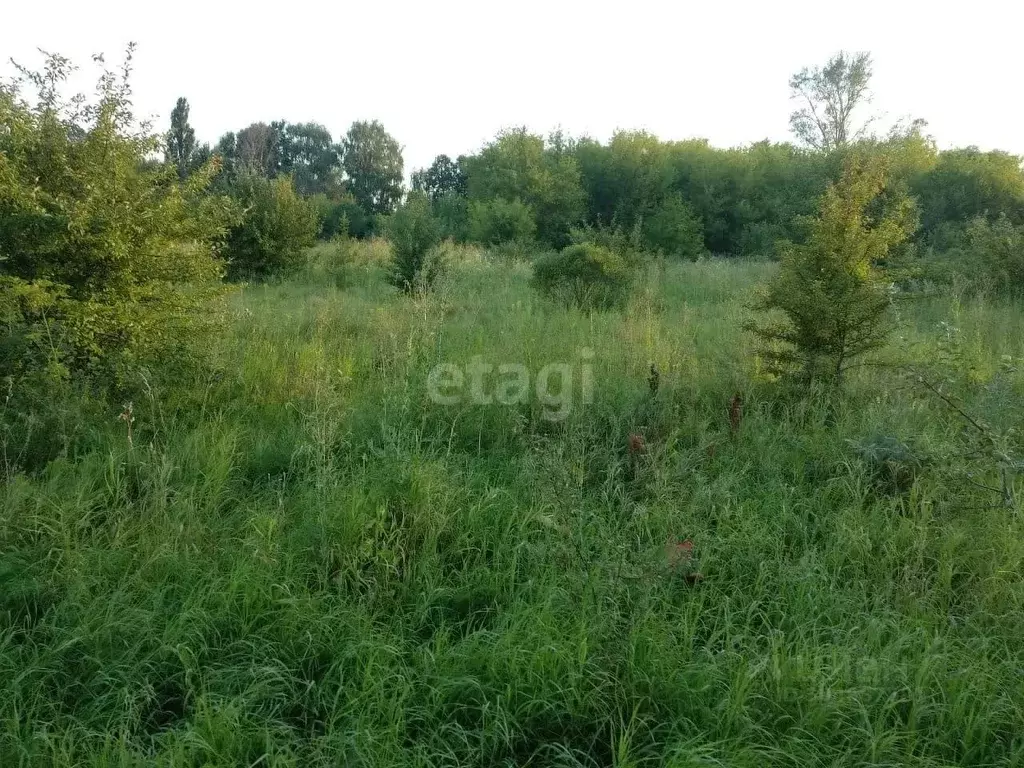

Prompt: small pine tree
xmin=747 ymin=153 xmax=916 ymax=385
xmin=165 ymin=97 xmax=196 ymax=181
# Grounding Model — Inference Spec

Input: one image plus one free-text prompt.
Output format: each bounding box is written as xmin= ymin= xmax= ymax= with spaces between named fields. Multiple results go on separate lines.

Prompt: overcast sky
xmin=4 ymin=0 xmax=1023 ymax=173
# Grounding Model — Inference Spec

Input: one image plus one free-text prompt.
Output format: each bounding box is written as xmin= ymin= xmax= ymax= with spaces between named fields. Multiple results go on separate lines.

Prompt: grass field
xmin=2 ymin=242 xmax=1024 ymax=766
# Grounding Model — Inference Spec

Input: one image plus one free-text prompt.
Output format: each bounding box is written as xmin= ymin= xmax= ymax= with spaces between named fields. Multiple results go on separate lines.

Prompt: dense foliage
xmin=146 ymin=55 xmax=1024 ymax=294
xmin=468 ymin=197 xmax=537 ymax=246
xmin=411 ymin=153 xmax=467 ymax=201
xmin=341 ymin=120 xmax=404 ymax=216
xmin=931 ymin=214 xmax=1024 ymax=296
xmin=532 ymin=242 xmax=633 ymax=309
xmin=643 ymin=194 xmax=707 ymax=260
xmin=224 ymin=174 xmax=319 ymax=279
xmin=0 ymin=50 xmax=234 ymax=386
xmin=464 ymin=128 xmax=586 ymax=248
xmin=384 ymin=191 xmax=443 ymax=292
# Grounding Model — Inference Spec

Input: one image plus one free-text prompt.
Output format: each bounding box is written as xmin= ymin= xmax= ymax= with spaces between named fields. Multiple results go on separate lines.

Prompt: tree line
xmin=162 ymin=50 xmax=1024 ymax=280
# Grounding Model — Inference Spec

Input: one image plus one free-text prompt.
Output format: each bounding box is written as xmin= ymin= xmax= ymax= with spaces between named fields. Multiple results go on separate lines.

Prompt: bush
xmin=568 ymin=222 xmax=646 ymax=267
xmin=0 ymin=49 xmax=236 ymax=387
xmin=433 ymin=194 xmax=470 ymax=242
xmin=643 ymin=196 xmax=707 ymax=260
xmin=469 ymin=198 xmax=536 ymax=246
xmin=225 ymin=174 xmax=319 ymax=279
xmin=333 ymin=194 xmax=375 ymax=238
xmin=307 ymin=191 xmax=376 ymax=240
xmin=385 ymin=192 xmax=443 ymax=292
xmin=309 ymin=194 xmax=350 ymax=239
xmin=738 ymin=221 xmax=790 ymax=260
xmin=929 ymin=215 xmax=1024 ymax=297
xmin=531 ymin=242 xmax=632 ymax=310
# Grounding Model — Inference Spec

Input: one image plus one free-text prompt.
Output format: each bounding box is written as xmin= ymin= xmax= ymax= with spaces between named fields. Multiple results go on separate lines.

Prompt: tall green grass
xmin=2 ymin=249 xmax=1023 ymax=766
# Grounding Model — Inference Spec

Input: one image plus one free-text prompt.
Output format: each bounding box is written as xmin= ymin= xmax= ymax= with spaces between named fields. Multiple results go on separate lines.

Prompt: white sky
xmin=4 ymin=0 xmax=1023 ymax=174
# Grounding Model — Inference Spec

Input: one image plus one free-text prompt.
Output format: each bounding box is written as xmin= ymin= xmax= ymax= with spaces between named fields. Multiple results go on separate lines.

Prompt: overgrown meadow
xmin=4 ymin=45 xmax=1024 ymax=767
xmin=3 ymin=240 xmax=1023 ymax=766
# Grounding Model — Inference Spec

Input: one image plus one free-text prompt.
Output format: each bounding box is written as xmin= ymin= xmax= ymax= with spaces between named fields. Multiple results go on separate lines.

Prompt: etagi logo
xmin=426 ymin=348 xmax=594 ymax=421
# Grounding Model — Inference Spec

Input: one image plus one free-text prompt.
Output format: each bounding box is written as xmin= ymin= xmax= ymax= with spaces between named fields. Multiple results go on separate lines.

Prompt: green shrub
xmin=469 ymin=198 xmax=536 ymax=246
xmin=306 ymin=191 xmax=376 ymax=240
xmin=333 ymin=194 xmax=375 ymax=238
xmin=385 ymin=192 xmax=443 ymax=292
xmin=738 ymin=221 xmax=790 ymax=260
xmin=930 ymin=215 xmax=1024 ymax=297
xmin=531 ymin=242 xmax=632 ymax=310
xmin=643 ymin=196 xmax=707 ymax=260
xmin=225 ymin=174 xmax=319 ymax=279
xmin=308 ymin=193 xmax=350 ymax=239
xmin=568 ymin=222 xmax=646 ymax=267
xmin=433 ymin=194 xmax=470 ymax=242
xmin=0 ymin=49 xmax=236 ymax=387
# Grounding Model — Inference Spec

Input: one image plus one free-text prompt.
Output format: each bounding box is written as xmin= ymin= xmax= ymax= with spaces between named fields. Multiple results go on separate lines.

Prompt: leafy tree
xmin=912 ymin=148 xmax=1024 ymax=241
xmin=165 ymin=96 xmax=196 ymax=181
xmin=191 ymin=142 xmax=213 ymax=173
xmin=468 ymin=198 xmax=536 ymax=246
xmin=577 ymin=130 xmax=674 ymax=229
xmin=540 ymin=148 xmax=589 ymax=247
xmin=667 ymin=140 xmax=746 ymax=254
xmin=215 ymin=131 xmax=236 ymax=157
xmin=224 ymin=174 xmax=319 ymax=279
xmin=208 ymin=131 xmax=240 ymax=193
xmin=748 ymin=154 xmax=916 ymax=385
xmin=235 ymin=122 xmax=281 ymax=176
xmin=731 ymin=141 xmax=833 ymax=257
xmin=932 ymin=215 xmax=1024 ymax=296
xmin=413 ymin=154 xmax=467 ymax=201
xmin=969 ymin=216 xmax=1024 ymax=295
xmin=410 ymin=169 xmax=426 ymax=194
xmin=300 ymin=191 xmax=374 ymax=240
xmin=385 ymin=191 xmax=443 ymax=292
xmin=332 ymin=194 xmax=374 ymax=238
xmin=575 ymin=133 xmax=834 ymax=257
xmin=341 ymin=120 xmax=404 ymax=215
xmin=434 ymin=193 xmax=470 ymax=241
xmin=0 ymin=48 xmax=236 ymax=385
xmin=278 ymin=122 xmax=341 ymax=196
xmin=644 ymin=195 xmax=707 ymax=259
xmin=881 ymin=119 xmax=937 ymax=177
xmin=789 ymin=51 xmax=876 ymax=151
xmin=465 ymin=128 xmax=585 ymax=247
